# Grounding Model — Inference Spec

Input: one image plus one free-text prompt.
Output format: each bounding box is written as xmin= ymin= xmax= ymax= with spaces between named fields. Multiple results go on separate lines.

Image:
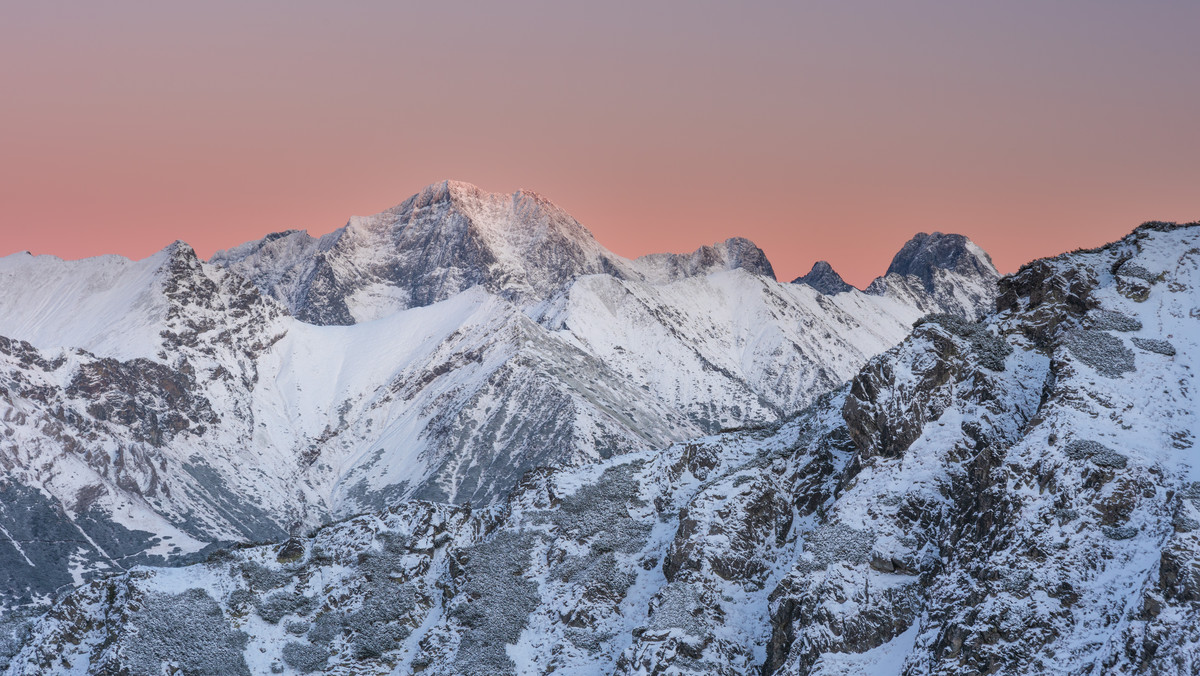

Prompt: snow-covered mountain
xmin=0 ymin=182 xmax=996 ymax=621
xmin=792 ymin=232 xmax=999 ymax=320
xmin=4 ymin=220 xmax=1193 ymax=675
xmin=209 ymin=181 xmax=640 ymax=325
xmin=861 ymin=231 xmax=999 ymax=320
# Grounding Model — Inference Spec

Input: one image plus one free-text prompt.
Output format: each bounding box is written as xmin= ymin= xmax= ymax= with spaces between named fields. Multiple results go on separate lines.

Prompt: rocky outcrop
xmin=634 ymin=237 xmax=777 ymax=282
xmin=866 ymin=231 xmax=1001 ymax=320
xmin=66 ymin=357 xmax=215 ymax=447
xmin=884 ymin=232 xmax=996 ymax=293
xmin=792 ymin=261 xmax=854 ymax=295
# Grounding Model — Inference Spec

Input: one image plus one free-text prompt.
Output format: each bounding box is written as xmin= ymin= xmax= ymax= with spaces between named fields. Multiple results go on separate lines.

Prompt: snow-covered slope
xmin=0 ymin=251 xmax=690 ymax=609
xmin=0 ymin=247 xmax=174 ymax=360
xmin=7 ymin=220 xmax=1195 ymax=675
xmin=540 ymin=270 xmax=925 ymax=423
xmin=0 ymin=182 xmax=997 ymax=621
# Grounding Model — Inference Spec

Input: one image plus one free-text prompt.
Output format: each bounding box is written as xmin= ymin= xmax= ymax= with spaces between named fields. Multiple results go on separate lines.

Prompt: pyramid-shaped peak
xmin=215 ymin=181 xmax=635 ymax=324
xmin=793 ymin=260 xmax=854 ymax=295
xmin=162 ymin=239 xmax=197 ymax=257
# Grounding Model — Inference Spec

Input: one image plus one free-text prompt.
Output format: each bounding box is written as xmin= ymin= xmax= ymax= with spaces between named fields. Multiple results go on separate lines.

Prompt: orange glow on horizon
xmin=1 ymin=2 xmax=1197 ymax=287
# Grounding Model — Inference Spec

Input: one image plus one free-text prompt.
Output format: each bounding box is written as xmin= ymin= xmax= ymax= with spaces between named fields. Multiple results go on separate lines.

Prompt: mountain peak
xmin=383 ymin=180 xmax=616 ymax=266
xmin=399 ymin=179 xmax=556 ymax=210
xmin=378 ymin=180 xmax=594 ymax=244
xmin=886 ymin=231 xmax=995 ymax=292
xmin=862 ymin=231 xmax=1000 ymax=320
xmin=419 ymin=179 xmax=554 ymax=205
xmin=410 ymin=179 xmax=488 ymax=206
xmin=162 ymin=239 xmax=198 ymax=259
xmin=793 ymin=260 xmax=854 ymax=294
xmin=216 ymin=182 xmax=632 ymax=324
xmin=632 ymin=237 xmax=776 ymax=282
xmin=715 ymin=237 xmax=776 ymax=279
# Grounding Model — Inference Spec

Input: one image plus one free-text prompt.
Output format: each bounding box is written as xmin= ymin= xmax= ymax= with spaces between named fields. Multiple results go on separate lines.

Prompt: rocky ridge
xmin=792 ymin=232 xmax=1000 ymax=321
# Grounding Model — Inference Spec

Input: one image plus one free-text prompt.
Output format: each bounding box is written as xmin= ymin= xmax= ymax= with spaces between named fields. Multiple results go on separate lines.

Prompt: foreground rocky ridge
xmin=5 ymin=221 xmax=1195 ymax=674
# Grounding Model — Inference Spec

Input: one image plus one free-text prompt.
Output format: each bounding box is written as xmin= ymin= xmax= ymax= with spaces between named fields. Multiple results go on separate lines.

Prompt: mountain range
xmin=0 ymin=182 xmax=998 ymax=621
xmin=16 ymin=183 xmax=1195 ymax=675
xmin=2 ymin=218 xmax=1193 ymax=675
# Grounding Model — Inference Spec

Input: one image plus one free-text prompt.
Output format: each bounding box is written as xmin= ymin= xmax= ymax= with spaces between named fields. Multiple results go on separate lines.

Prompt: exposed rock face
xmin=867 ymin=231 xmax=1001 ymax=320
xmin=212 ymin=180 xmax=637 ymax=325
xmin=885 ymin=231 xmax=996 ymax=292
xmin=216 ymin=186 xmax=782 ymax=325
xmin=793 ymin=261 xmax=854 ymax=295
xmin=633 ymin=237 xmax=777 ymax=282
xmin=0 ymin=244 xmax=292 ymax=611
xmin=6 ymin=221 xmax=1197 ymax=674
xmin=765 ymin=221 xmax=1200 ymax=675
xmin=66 ymin=356 xmax=216 ymax=447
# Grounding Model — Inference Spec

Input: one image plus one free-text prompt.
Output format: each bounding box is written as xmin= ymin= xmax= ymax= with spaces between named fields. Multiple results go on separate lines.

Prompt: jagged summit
xmin=209 ymin=186 xmax=1000 ymax=326
xmin=792 ymin=260 xmax=854 ymax=294
xmin=261 ymin=229 xmax=305 ymax=242
xmin=786 ymin=232 xmax=997 ymax=317
xmin=373 ymin=180 xmax=612 ymax=261
xmin=212 ymin=182 xmax=789 ymax=325
xmin=378 ymin=180 xmax=589 ymax=236
xmin=860 ymin=231 xmax=1000 ymax=320
xmin=211 ymin=181 xmax=636 ymax=324
xmin=162 ymin=239 xmax=199 ymax=259
xmin=885 ymin=231 xmax=995 ymax=292
xmin=633 ymin=236 xmax=776 ymax=282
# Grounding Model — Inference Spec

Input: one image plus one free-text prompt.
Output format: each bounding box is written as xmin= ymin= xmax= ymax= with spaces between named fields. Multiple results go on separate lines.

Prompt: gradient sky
xmin=2 ymin=1 xmax=1198 ymax=286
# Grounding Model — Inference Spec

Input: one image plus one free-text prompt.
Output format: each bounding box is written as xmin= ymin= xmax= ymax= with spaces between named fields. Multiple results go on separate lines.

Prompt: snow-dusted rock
xmin=793 ymin=261 xmax=854 ymax=295
xmin=5 ymin=221 xmax=1196 ymax=674
xmin=0 ymin=182 xmax=998 ymax=635
xmin=865 ymin=231 xmax=1000 ymax=320
xmin=632 ymin=237 xmax=776 ymax=283
xmin=211 ymin=181 xmax=638 ymax=325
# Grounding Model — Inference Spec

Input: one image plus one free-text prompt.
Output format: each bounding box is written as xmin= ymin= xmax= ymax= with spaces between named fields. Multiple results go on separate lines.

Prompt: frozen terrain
xmin=3 ymin=220 xmax=1195 ymax=674
xmin=0 ymin=182 xmax=997 ymax=616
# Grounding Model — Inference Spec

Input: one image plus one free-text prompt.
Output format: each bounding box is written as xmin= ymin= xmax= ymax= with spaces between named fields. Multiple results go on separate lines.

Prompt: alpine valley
xmin=0 ymin=183 xmax=1195 ymax=675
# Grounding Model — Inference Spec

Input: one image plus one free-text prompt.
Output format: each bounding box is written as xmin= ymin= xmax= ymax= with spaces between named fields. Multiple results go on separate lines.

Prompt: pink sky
xmin=1 ymin=1 xmax=1197 ymax=286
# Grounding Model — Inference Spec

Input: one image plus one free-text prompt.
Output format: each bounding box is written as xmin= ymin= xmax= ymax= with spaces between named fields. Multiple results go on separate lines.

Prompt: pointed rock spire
xmin=793 ymin=260 xmax=854 ymax=294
